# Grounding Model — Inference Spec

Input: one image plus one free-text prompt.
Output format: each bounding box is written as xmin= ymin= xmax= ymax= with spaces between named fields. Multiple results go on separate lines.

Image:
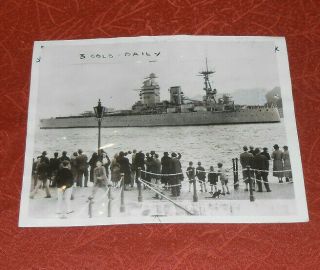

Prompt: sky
xmin=36 ymin=38 xmax=280 ymax=118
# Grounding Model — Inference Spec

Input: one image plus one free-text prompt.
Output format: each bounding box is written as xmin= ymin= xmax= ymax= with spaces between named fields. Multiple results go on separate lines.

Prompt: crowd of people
xmin=239 ymin=144 xmax=292 ymax=193
xmin=30 ymin=144 xmax=292 ymax=214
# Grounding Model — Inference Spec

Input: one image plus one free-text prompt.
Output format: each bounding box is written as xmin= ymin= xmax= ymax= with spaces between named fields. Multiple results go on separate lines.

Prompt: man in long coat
xmin=75 ymin=149 xmax=88 ymax=187
xmin=171 ymin=153 xmax=182 ymax=197
xmin=240 ymin=146 xmax=254 ymax=191
xmin=117 ymin=151 xmax=131 ymax=189
xmin=134 ymin=151 xmax=145 ymax=182
xmin=49 ymin=152 xmax=60 ymax=187
xmin=161 ymin=152 xmax=171 ymax=187
xmin=252 ymin=148 xmax=271 ymax=192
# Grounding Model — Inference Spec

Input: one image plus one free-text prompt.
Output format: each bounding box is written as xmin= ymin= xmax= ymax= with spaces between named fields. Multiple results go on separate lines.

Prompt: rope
xmin=195 ymin=169 xmax=230 ymax=175
xmin=140 ymin=170 xmax=183 ymax=176
xmin=195 ymin=178 xmax=246 ymax=188
xmin=195 ymin=168 xmax=292 ymax=174
xmin=250 ymin=177 xmax=293 ymax=184
xmin=140 ymin=179 xmax=182 ymax=189
xmin=140 ymin=179 xmax=164 ymax=190
xmin=131 ymin=168 xmax=291 ymax=178
xmin=138 ymin=178 xmax=194 ymax=216
xmin=239 ymin=168 xmax=292 ymax=173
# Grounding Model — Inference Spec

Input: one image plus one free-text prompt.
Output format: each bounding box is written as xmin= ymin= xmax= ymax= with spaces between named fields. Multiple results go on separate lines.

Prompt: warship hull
xmin=40 ymin=107 xmax=280 ymax=129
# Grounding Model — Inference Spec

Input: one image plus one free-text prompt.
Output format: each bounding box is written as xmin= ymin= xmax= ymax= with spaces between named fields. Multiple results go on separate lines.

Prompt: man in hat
xmin=117 ymin=151 xmax=131 ymax=190
xmin=40 ymin=151 xmax=50 ymax=165
xmin=282 ymin=146 xmax=292 ymax=182
xmin=161 ymin=152 xmax=171 ymax=188
xmin=145 ymin=152 xmax=153 ymax=184
xmin=186 ymin=161 xmax=195 ymax=192
xmin=252 ymin=148 xmax=271 ymax=192
xmin=49 ymin=152 xmax=60 ymax=187
xmin=272 ymin=144 xmax=284 ymax=183
xmin=261 ymin=147 xmax=271 ymax=160
xmin=134 ymin=150 xmax=145 ymax=182
xmin=30 ymin=157 xmax=51 ymax=199
xmin=75 ymin=149 xmax=88 ymax=187
xmin=249 ymin=146 xmax=255 ymax=156
xmin=170 ymin=152 xmax=182 ymax=197
xmin=240 ymin=146 xmax=254 ymax=191
xmin=59 ymin=151 xmax=70 ymax=164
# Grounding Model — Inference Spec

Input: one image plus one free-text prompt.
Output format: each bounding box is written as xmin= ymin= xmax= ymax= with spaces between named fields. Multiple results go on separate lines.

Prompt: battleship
xmin=39 ymin=60 xmax=280 ymax=129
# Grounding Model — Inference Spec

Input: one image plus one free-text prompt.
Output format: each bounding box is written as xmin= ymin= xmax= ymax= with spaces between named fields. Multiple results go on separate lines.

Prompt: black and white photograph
xmin=19 ymin=36 xmax=308 ymax=227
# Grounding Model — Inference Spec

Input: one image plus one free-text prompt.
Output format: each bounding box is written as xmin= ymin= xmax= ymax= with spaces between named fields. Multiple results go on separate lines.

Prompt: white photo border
xmin=19 ymin=35 xmax=309 ymax=227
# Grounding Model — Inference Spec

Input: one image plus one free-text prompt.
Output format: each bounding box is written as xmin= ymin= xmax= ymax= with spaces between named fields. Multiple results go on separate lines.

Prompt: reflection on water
xmin=33 ymin=121 xmax=287 ymax=169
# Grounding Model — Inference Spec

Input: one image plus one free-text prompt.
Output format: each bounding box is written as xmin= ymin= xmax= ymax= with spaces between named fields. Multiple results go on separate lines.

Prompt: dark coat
xmin=103 ymin=156 xmax=111 ymax=176
xmin=240 ymin=151 xmax=254 ymax=168
xmin=161 ymin=156 xmax=172 ymax=183
xmin=49 ymin=157 xmax=60 ymax=174
xmin=161 ymin=156 xmax=172 ymax=174
xmin=40 ymin=156 xmax=50 ymax=165
xmin=186 ymin=166 xmax=195 ymax=179
xmin=171 ymin=157 xmax=183 ymax=181
xmin=253 ymin=153 xmax=269 ymax=174
xmin=134 ymin=152 xmax=145 ymax=170
xmin=208 ymin=172 xmax=218 ymax=184
xmin=196 ymin=166 xmax=206 ymax=181
xmin=261 ymin=151 xmax=271 ymax=160
xmin=172 ymin=158 xmax=182 ymax=174
xmin=89 ymin=154 xmax=99 ymax=168
xmin=153 ymin=158 xmax=161 ymax=174
xmin=56 ymin=167 xmax=74 ymax=188
xmin=76 ymin=154 xmax=88 ymax=170
xmin=117 ymin=156 xmax=131 ymax=184
xmin=59 ymin=155 xmax=70 ymax=163
xmin=37 ymin=162 xmax=49 ymax=180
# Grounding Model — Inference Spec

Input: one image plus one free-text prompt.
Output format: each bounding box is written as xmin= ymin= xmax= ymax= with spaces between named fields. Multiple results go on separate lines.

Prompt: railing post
xmin=234 ymin=158 xmax=239 ymax=190
xmin=232 ymin=158 xmax=236 ymax=188
xmin=137 ymin=167 xmax=143 ymax=202
xmin=107 ymin=187 xmax=112 ymax=217
xmin=247 ymin=166 xmax=255 ymax=202
xmin=193 ymin=178 xmax=198 ymax=202
xmin=88 ymin=196 xmax=93 ymax=218
xmin=120 ymin=173 xmax=125 ymax=213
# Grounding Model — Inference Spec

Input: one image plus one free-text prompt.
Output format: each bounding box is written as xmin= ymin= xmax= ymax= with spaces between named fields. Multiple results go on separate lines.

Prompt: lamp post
xmin=93 ymin=99 xmax=106 ymax=154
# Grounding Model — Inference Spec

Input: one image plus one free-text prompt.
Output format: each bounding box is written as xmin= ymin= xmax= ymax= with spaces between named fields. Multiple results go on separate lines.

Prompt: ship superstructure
xmin=39 ymin=60 xmax=281 ymax=129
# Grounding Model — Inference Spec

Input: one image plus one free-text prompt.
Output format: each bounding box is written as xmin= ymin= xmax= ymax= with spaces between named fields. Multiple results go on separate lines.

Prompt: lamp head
xmin=94 ymin=99 xmax=106 ymax=119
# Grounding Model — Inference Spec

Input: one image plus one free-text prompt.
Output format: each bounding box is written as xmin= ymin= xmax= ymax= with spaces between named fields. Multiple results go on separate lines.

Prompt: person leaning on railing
xmin=90 ymin=161 xmax=111 ymax=199
xmin=240 ymin=146 xmax=254 ymax=192
xmin=252 ymin=148 xmax=271 ymax=192
xmin=186 ymin=161 xmax=195 ymax=192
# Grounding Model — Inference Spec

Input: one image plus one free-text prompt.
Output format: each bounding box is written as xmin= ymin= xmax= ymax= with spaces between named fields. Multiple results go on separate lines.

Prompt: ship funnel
xmin=169 ymin=86 xmax=182 ymax=105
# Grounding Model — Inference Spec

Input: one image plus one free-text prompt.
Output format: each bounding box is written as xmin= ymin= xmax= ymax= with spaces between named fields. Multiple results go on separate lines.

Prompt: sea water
xmin=33 ymin=121 xmax=287 ymax=170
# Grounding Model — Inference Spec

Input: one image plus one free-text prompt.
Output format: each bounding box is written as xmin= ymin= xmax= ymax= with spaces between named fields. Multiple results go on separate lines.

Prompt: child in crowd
xmin=217 ymin=162 xmax=230 ymax=195
xmin=186 ymin=161 xmax=195 ymax=192
xmin=208 ymin=166 xmax=218 ymax=194
xmin=196 ymin=162 xmax=207 ymax=192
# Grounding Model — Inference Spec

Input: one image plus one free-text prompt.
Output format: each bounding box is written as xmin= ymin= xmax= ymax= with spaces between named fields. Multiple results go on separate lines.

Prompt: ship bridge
xmin=139 ymin=73 xmax=160 ymax=106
